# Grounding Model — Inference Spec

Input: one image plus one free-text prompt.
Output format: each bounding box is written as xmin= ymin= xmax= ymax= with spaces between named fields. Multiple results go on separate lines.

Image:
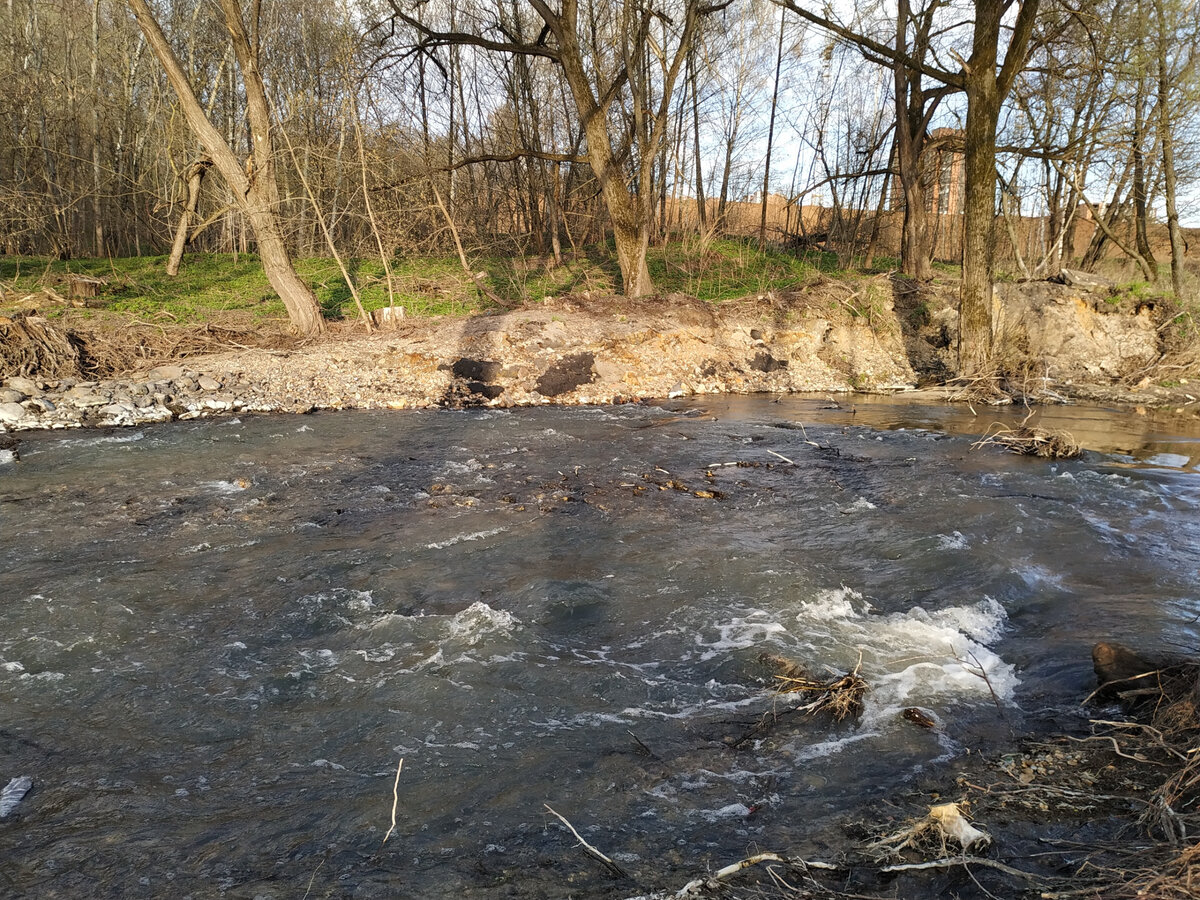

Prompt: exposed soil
xmin=5 ymin=278 xmax=1198 ymax=435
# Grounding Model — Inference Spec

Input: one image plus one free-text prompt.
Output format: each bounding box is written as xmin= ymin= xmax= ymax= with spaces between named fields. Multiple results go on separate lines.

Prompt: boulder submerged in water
xmin=1092 ymin=641 xmax=1159 ymax=691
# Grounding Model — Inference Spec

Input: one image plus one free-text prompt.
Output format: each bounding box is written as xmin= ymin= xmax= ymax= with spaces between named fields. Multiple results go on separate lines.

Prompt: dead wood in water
xmin=730 ymin=654 xmax=869 ymax=749
xmin=766 ymin=652 xmax=868 ymax=721
xmin=971 ymin=412 xmax=1081 ymax=459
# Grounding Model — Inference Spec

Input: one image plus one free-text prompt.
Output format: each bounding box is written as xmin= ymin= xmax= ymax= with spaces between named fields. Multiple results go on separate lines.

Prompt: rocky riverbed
xmin=0 ymin=281 xmax=1195 ymax=439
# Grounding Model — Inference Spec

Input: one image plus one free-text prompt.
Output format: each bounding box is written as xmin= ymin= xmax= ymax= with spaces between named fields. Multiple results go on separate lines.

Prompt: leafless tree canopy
xmin=2 ymin=1 xmax=1198 ymax=339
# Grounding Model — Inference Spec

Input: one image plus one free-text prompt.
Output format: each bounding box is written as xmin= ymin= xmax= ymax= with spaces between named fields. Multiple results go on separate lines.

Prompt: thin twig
xmin=543 ymin=803 xmax=632 ymax=880
xmin=301 ymin=852 xmax=327 ymax=900
xmin=381 ymin=758 xmax=404 ymax=845
xmin=880 ymin=855 xmax=1043 ymax=881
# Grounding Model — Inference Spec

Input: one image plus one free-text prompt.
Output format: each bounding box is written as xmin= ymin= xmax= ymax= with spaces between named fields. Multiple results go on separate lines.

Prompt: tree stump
xmin=68 ymin=275 xmax=106 ymax=306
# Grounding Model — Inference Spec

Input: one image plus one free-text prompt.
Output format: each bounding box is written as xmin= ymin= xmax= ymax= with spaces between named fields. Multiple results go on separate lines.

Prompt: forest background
xmin=3 ymin=0 xmax=1199 ymax=378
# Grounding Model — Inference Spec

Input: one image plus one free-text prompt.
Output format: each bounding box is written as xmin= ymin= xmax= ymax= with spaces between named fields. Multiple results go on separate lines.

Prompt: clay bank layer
xmin=0 ymin=282 xmax=1182 ymax=435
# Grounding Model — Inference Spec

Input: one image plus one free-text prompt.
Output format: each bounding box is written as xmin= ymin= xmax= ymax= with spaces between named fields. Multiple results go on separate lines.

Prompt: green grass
xmin=0 ymin=238 xmax=847 ymax=324
xmin=0 ymin=254 xmax=289 ymax=323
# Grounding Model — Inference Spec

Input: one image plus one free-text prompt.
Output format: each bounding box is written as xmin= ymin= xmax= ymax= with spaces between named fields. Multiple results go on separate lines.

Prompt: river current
xmin=2 ymin=396 xmax=1198 ymax=898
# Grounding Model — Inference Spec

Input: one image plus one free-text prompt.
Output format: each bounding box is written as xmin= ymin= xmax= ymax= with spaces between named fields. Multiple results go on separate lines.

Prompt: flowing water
xmin=2 ymin=396 xmax=1199 ymax=898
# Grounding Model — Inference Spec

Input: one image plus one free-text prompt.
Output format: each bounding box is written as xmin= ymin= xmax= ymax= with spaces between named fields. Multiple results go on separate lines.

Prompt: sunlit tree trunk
xmin=127 ymin=0 xmax=324 ymax=334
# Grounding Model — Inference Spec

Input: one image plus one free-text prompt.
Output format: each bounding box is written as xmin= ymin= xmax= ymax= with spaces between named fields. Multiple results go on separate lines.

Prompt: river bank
xmin=2 ymin=277 xmax=1198 ymax=438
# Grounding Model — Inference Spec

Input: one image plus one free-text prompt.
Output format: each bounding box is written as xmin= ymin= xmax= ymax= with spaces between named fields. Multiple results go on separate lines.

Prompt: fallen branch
xmin=880 ymin=854 xmax=1041 ymax=882
xmin=971 ymin=412 xmax=1080 ymax=460
xmin=543 ymin=803 xmax=632 ymax=880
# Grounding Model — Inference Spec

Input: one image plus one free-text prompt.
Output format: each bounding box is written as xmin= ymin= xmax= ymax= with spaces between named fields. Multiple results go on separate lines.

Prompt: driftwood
xmin=730 ymin=654 xmax=868 ymax=749
xmin=543 ymin=803 xmax=631 ymax=880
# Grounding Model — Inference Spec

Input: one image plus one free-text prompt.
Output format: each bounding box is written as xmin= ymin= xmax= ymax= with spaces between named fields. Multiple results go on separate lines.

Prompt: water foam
xmin=446 ymin=601 xmax=521 ymax=645
xmin=791 ymin=587 xmax=1018 ymax=712
xmin=426 ymin=526 xmax=509 ymax=550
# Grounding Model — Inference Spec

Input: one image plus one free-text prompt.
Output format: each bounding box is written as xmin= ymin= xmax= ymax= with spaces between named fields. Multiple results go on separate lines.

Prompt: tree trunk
xmin=612 ymin=220 xmax=653 ymax=298
xmin=956 ymin=0 xmax=1039 ymax=380
xmin=1154 ymin=0 xmax=1186 ymax=299
xmin=91 ymin=0 xmax=104 ymax=257
xmin=896 ymin=135 xmax=933 ymax=280
xmin=759 ymin=5 xmax=786 ymax=248
xmin=127 ymin=0 xmax=325 ymax=335
xmin=864 ymin=137 xmax=896 ymax=270
xmin=1132 ymin=70 xmax=1158 ymax=277
xmin=688 ymin=45 xmax=706 ymax=231
xmin=251 ymin=208 xmax=325 ymax=334
xmin=958 ymin=86 xmax=1000 ymax=378
xmin=166 ymin=156 xmax=210 ymax=276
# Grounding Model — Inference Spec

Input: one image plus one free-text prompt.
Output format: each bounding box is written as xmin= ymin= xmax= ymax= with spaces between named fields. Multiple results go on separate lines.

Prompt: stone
xmin=24 ymin=397 xmax=54 ymax=413
xmin=593 ymin=359 xmax=624 ymax=384
xmin=64 ymin=387 xmax=109 ymax=408
xmin=0 ymin=389 xmax=26 ymax=404
xmin=5 ymin=376 xmax=41 ymax=396
xmin=97 ymin=403 xmax=137 ymax=426
xmin=0 ymin=402 xmax=26 ymax=425
xmin=146 ymin=365 xmax=186 ymax=381
xmin=197 ymin=375 xmax=222 ymax=392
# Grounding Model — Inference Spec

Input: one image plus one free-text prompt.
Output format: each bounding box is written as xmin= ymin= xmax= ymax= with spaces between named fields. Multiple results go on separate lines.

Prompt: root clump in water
xmin=972 ymin=415 xmax=1081 ymax=459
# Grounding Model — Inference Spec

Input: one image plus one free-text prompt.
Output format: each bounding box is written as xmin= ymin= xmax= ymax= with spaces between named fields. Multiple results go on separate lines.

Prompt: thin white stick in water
xmin=381 ymin=758 xmax=404 ymax=845
xmin=543 ymin=803 xmax=631 ymax=879
xmin=767 ymin=449 xmax=797 ymax=465
xmin=675 ymin=852 xmax=840 ymax=896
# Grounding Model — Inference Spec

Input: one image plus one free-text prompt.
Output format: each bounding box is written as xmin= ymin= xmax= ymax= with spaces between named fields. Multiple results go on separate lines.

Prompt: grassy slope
xmin=0 ymin=238 xmax=853 ymax=325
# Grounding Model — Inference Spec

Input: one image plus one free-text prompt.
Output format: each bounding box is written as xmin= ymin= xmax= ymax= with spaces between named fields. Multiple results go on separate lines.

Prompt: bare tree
xmin=127 ymin=0 xmax=324 ymax=334
xmin=388 ymin=0 xmax=730 ymax=297
xmin=776 ymin=0 xmax=1041 ymax=381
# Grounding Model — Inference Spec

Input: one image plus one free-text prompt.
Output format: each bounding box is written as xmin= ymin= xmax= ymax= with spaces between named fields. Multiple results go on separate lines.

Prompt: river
xmin=2 ymin=396 xmax=1198 ymax=898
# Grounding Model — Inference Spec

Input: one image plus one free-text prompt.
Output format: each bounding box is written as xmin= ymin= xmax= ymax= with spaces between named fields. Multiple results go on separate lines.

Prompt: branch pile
xmin=0 ymin=311 xmax=82 ymax=379
xmin=972 ymin=419 xmax=1080 ymax=459
xmin=762 ymin=653 xmax=868 ymax=721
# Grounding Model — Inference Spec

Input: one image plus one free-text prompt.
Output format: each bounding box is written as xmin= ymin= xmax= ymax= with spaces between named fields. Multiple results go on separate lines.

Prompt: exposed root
xmin=865 ymin=801 xmax=991 ymax=860
xmin=0 ymin=311 xmax=83 ymax=379
xmin=1120 ymin=839 xmax=1200 ymax=898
